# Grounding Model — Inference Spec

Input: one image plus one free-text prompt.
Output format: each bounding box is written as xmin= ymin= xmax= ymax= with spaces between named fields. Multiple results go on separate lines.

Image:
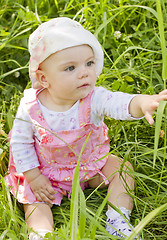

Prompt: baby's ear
xmin=36 ymin=69 xmax=49 ymax=88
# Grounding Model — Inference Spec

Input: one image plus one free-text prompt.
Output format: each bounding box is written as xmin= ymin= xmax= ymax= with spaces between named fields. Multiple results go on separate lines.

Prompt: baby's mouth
xmin=77 ymin=83 xmax=90 ymax=88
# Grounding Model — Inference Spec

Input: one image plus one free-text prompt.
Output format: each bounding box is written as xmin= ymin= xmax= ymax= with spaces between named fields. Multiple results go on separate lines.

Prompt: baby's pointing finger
xmin=145 ymin=112 xmax=154 ymax=125
xmin=158 ymin=89 xmax=167 ymax=96
xmin=156 ymin=94 xmax=167 ymax=104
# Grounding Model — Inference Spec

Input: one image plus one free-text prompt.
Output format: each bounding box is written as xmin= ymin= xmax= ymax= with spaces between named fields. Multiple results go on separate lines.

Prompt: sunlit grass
xmin=0 ymin=0 xmax=167 ymax=239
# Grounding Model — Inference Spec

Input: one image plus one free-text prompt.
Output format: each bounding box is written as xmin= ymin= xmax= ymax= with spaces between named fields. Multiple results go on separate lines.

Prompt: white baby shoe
xmin=29 ymin=229 xmax=52 ymax=240
xmin=106 ymin=207 xmax=142 ymax=239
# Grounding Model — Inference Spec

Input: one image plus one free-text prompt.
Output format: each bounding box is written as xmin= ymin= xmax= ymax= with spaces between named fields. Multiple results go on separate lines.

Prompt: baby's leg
xmin=24 ymin=202 xmax=53 ymax=238
xmin=88 ymin=154 xmax=134 ymax=210
xmin=88 ymin=155 xmax=139 ymax=238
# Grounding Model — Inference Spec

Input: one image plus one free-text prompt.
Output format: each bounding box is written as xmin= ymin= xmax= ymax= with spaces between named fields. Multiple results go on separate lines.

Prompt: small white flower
xmin=114 ymin=31 xmax=122 ymax=39
xmin=26 ymin=6 xmax=29 ymax=12
xmin=14 ymin=71 xmax=20 ymax=78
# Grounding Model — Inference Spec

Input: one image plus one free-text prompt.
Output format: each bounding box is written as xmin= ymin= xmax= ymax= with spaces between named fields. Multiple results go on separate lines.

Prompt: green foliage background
xmin=0 ymin=0 xmax=167 ymax=239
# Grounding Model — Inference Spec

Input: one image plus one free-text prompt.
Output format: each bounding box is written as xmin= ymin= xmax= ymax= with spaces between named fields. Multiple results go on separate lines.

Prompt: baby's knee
xmin=107 ymin=154 xmax=134 ymax=172
xmin=122 ymin=160 xmax=134 ymax=172
xmin=119 ymin=161 xmax=134 ymax=181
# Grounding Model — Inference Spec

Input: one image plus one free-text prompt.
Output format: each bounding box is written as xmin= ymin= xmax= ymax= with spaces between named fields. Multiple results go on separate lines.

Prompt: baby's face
xmin=38 ymin=45 xmax=97 ymax=108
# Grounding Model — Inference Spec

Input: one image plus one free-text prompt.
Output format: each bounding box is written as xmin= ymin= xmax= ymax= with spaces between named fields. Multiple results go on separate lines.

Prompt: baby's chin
xmin=76 ymin=85 xmax=94 ymax=100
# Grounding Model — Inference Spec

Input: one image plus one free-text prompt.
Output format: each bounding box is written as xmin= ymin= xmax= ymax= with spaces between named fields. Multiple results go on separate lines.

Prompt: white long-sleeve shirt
xmin=11 ymin=86 xmax=138 ymax=173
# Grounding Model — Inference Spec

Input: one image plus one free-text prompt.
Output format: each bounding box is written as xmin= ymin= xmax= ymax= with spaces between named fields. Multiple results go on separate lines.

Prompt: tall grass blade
xmin=70 ymin=157 xmax=79 ymax=240
xmin=78 ymin=187 xmax=86 ymax=238
xmin=94 ymin=5 xmax=158 ymax=38
xmin=54 ymin=0 xmax=59 ymax=10
xmin=85 ymin=210 xmax=115 ymax=239
xmin=153 ymin=101 xmax=166 ymax=166
xmin=0 ymin=66 xmax=28 ymax=80
xmin=70 ymin=132 xmax=91 ymax=240
xmin=126 ymin=203 xmax=167 ymax=240
xmin=7 ymin=110 xmax=14 ymax=131
xmin=90 ymin=190 xmax=111 ymax=239
xmin=110 ymin=46 xmax=157 ymax=70
xmin=156 ymin=0 xmax=167 ymax=87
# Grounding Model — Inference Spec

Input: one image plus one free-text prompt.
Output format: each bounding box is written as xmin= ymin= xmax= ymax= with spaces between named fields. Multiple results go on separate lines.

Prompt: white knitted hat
xmin=28 ymin=17 xmax=104 ymax=89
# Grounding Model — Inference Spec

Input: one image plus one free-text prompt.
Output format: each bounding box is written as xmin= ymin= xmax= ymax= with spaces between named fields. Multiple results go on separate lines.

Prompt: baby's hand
xmin=129 ymin=89 xmax=167 ymax=125
xmin=140 ymin=89 xmax=167 ymax=125
xmin=29 ymin=174 xmax=55 ymax=204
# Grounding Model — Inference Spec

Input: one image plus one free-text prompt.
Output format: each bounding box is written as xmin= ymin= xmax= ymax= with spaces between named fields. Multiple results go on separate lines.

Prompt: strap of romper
xmin=24 ymin=88 xmax=49 ymax=129
xmin=78 ymin=88 xmax=95 ymax=127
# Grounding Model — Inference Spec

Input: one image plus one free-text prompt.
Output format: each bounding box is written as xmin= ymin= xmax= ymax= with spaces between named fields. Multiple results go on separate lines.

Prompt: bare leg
xmin=88 ymin=155 xmax=141 ymax=238
xmin=24 ymin=202 xmax=54 ymax=231
xmin=88 ymin=154 xmax=135 ymax=211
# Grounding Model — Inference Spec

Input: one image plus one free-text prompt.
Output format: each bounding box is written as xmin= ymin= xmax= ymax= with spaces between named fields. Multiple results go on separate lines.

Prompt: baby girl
xmin=5 ymin=17 xmax=167 ymax=239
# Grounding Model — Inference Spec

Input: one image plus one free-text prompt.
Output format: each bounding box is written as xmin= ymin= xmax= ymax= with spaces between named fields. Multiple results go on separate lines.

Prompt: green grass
xmin=0 ymin=0 xmax=167 ymax=239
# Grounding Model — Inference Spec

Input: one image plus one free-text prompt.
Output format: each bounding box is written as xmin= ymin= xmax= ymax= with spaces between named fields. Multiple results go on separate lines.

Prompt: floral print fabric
xmin=5 ymin=89 xmax=110 ymax=205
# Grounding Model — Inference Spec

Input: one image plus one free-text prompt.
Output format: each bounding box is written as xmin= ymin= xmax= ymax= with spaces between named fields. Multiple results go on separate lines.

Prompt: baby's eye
xmin=86 ymin=60 xmax=95 ymax=67
xmin=65 ymin=66 xmax=75 ymax=71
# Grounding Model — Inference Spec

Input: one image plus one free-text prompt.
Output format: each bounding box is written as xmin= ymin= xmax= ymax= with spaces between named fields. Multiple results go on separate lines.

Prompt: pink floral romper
xmin=5 ymin=89 xmax=110 ymax=205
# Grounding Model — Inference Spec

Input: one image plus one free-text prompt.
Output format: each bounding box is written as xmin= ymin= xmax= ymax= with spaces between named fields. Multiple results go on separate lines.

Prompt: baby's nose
xmin=78 ymin=67 xmax=88 ymax=79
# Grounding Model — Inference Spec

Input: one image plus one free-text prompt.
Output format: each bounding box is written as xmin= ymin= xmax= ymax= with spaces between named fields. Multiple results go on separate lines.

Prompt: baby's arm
xmin=11 ymin=97 xmax=55 ymax=204
xmin=129 ymin=89 xmax=167 ymax=124
xmin=24 ymin=168 xmax=55 ymax=204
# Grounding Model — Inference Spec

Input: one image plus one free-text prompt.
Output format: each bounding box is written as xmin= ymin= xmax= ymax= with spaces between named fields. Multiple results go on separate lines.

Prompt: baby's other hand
xmin=29 ymin=174 xmax=55 ymax=204
xmin=141 ymin=89 xmax=167 ymax=125
xmin=129 ymin=89 xmax=167 ymax=125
